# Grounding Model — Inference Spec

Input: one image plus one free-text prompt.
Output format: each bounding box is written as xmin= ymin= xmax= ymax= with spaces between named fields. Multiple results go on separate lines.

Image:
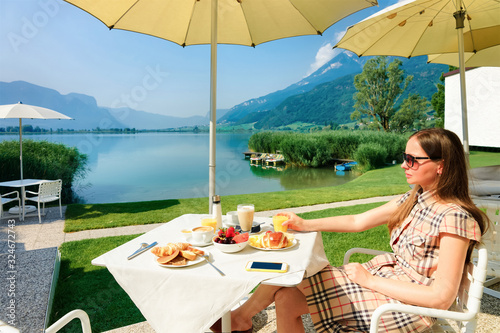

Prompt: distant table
xmin=0 ymin=179 xmax=45 ymax=220
xmin=92 ymin=214 xmax=329 ymax=333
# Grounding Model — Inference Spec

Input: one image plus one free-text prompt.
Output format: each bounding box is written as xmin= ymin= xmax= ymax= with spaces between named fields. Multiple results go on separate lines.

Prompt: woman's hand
xmin=278 ymin=212 xmax=308 ymax=232
xmin=344 ymin=263 xmax=373 ymax=289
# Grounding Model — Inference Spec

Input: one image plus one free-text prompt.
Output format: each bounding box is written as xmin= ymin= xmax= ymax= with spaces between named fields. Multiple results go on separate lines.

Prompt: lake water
xmin=0 ymin=132 xmax=358 ymax=204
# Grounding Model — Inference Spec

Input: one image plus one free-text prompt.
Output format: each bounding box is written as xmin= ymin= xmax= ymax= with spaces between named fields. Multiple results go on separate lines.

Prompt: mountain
xmin=227 ymin=53 xmax=448 ymax=128
xmin=219 ymin=51 xmax=367 ymax=123
xmin=0 ymin=81 xmax=217 ymax=130
xmin=0 ymin=81 xmax=125 ymax=130
xmin=104 ymin=107 xmax=209 ymax=129
xmin=252 ymin=73 xmax=359 ymax=129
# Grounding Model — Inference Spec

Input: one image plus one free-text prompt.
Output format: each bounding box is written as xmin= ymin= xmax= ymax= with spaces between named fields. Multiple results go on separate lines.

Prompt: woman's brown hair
xmin=388 ymin=129 xmax=489 ymax=259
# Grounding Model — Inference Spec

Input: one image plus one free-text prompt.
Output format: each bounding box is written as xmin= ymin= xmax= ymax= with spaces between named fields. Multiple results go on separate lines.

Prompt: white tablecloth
xmin=92 ymin=214 xmax=329 ymax=333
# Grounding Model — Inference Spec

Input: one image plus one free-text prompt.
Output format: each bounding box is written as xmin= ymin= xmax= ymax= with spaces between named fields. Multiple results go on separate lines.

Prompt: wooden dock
xmin=242 ymin=151 xmax=262 ymax=159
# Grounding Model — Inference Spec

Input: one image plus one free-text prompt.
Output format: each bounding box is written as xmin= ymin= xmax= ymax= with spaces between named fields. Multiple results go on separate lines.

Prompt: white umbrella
xmin=63 ymin=0 xmax=378 ymax=210
xmin=0 ymin=102 xmax=72 ymax=180
xmin=335 ymin=0 xmax=500 ymax=154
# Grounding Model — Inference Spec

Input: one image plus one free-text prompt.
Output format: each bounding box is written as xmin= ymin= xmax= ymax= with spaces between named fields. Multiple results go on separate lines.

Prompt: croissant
xmin=151 ymin=242 xmax=203 ymax=257
xmin=261 ymin=232 xmax=288 ymax=249
xmin=186 ymin=246 xmax=205 ymax=256
xmin=174 ymin=242 xmax=191 ymax=251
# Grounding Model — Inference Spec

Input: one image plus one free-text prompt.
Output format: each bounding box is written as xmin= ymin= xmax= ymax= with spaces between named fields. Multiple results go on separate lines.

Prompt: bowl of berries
xmin=213 ymin=227 xmax=249 ymax=253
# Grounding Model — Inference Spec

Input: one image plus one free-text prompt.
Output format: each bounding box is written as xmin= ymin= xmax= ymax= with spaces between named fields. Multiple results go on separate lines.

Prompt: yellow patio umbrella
xmin=334 ymin=0 xmax=500 ymax=154
xmin=428 ymin=44 xmax=500 ymax=67
xmin=63 ymin=0 xmax=378 ymax=210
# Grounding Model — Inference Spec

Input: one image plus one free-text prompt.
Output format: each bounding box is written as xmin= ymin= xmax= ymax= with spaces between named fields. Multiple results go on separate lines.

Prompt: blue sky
xmin=1 ymin=0 xmax=400 ymax=118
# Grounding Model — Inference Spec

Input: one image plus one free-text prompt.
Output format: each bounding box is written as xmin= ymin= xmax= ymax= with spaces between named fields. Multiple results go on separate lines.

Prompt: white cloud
xmin=306 ymin=30 xmax=347 ymax=76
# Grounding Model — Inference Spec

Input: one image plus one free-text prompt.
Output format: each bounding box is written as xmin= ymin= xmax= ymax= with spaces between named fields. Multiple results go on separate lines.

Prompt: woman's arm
xmin=345 ymin=233 xmax=470 ymax=309
xmin=280 ymin=197 xmax=400 ymax=232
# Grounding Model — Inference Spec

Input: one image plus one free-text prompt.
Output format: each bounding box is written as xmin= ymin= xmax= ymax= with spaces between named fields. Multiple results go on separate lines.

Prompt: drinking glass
xmin=201 ymin=218 xmax=218 ymax=233
xmin=272 ymin=215 xmax=288 ymax=232
xmin=237 ymin=204 xmax=254 ymax=231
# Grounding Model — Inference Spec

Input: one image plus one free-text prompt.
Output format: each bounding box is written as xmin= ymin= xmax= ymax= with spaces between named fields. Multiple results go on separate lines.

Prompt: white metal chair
xmin=25 ymin=179 xmax=62 ymax=224
xmin=0 ymin=190 xmax=21 ymax=220
xmin=45 ymin=309 xmax=91 ymax=333
xmin=473 ymin=199 xmax=500 ymax=299
xmin=343 ymin=244 xmax=488 ymax=333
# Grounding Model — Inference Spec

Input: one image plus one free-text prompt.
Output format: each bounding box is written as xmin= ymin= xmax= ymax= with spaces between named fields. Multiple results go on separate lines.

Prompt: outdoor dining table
xmin=0 ymin=178 xmax=45 ymax=221
xmin=92 ymin=213 xmax=330 ymax=333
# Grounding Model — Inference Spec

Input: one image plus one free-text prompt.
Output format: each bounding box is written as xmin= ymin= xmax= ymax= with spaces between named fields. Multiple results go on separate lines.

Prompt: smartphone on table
xmin=245 ymin=261 xmax=288 ymax=273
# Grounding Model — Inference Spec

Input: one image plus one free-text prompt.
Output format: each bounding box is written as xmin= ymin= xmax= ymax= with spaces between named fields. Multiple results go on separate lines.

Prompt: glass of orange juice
xmin=273 ymin=215 xmax=288 ymax=232
xmin=201 ymin=218 xmax=218 ymax=233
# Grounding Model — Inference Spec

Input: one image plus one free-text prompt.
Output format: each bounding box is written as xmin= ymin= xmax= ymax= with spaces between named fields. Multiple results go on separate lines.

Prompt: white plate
xmin=249 ymin=239 xmax=297 ymax=251
xmin=188 ymin=239 xmax=213 ymax=247
xmin=224 ymin=218 xmax=239 ymax=227
xmin=157 ymin=249 xmax=209 ymax=268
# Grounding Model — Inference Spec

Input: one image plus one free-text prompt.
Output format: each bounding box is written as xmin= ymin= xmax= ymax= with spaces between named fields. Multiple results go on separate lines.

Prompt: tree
xmin=431 ymin=73 xmax=445 ymax=128
xmin=391 ymin=94 xmax=430 ymax=133
xmin=352 ymin=56 xmax=413 ymax=131
xmin=431 ymin=66 xmax=457 ymax=128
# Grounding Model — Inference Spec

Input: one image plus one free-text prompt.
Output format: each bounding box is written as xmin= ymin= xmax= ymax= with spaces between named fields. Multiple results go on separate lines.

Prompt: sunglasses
xmin=402 ymin=153 xmax=432 ymax=168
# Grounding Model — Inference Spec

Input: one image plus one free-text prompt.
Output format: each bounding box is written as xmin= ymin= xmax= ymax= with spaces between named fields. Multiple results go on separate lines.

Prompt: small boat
xmin=335 ymin=161 xmax=357 ymax=171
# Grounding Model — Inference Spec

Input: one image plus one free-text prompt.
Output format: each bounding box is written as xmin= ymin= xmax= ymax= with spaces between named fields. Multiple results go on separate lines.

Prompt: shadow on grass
xmin=50 ymin=263 xmax=145 ymax=332
xmin=66 ymin=199 xmax=182 ymax=220
xmin=50 ymin=235 xmax=145 ymax=332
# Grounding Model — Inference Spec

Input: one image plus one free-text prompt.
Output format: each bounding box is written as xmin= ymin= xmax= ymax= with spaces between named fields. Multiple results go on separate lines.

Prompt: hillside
xmin=241 ymin=56 xmax=447 ymax=129
xmin=219 ymin=51 xmax=367 ymax=123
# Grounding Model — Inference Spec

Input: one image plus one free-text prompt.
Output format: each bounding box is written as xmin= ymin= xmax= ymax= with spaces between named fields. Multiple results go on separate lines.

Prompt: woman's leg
xmin=231 ymin=284 xmax=283 ymax=331
xmin=275 ymin=285 xmax=309 ymax=333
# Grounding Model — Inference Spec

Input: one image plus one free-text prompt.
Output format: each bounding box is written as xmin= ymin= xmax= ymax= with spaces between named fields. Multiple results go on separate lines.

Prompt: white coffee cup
xmin=191 ymin=226 xmax=214 ymax=243
xmin=180 ymin=229 xmax=192 ymax=241
xmin=226 ymin=211 xmax=239 ymax=224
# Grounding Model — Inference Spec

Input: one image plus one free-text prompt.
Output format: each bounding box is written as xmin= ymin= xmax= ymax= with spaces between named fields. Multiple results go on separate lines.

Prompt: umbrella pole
xmin=19 ymin=118 xmax=23 ymax=180
xmin=454 ymin=6 xmax=469 ymax=156
xmin=208 ymin=0 xmax=218 ymax=213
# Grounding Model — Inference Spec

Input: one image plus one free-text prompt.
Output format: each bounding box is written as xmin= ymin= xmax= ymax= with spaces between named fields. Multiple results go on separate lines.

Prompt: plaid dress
xmin=301 ymin=190 xmax=481 ymax=333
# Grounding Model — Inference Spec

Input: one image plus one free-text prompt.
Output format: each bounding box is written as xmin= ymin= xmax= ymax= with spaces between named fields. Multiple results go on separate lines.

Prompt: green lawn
xmin=64 ymin=150 xmax=499 ymax=232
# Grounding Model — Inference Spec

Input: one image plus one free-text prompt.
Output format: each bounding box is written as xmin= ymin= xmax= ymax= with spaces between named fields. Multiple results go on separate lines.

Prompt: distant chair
xmin=25 ymin=179 xmax=62 ymax=224
xmin=250 ymin=153 xmax=269 ymax=164
xmin=265 ymin=154 xmax=285 ymax=166
xmin=1 ymin=190 xmax=21 ymax=220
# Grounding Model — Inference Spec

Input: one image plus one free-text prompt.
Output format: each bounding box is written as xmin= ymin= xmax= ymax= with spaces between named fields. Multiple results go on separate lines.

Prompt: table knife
xmin=127 ymin=241 xmax=158 ymax=260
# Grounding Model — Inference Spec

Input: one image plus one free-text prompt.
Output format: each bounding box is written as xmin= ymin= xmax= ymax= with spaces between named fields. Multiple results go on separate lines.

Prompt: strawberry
xmin=225 ymin=227 xmax=235 ymax=238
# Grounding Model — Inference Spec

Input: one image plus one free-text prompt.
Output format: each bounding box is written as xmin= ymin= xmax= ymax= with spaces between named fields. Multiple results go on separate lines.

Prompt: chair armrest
xmin=45 ymin=309 xmax=91 ymax=333
xmin=369 ymin=303 xmax=476 ymax=333
xmin=24 ymin=190 xmax=38 ymax=196
xmin=343 ymin=248 xmax=391 ymax=265
xmin=1 ymin=191 xmax=19 ymax=198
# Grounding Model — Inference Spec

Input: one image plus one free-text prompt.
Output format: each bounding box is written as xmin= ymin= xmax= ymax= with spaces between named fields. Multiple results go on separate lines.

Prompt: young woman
xmin=213 ymin=128 xmax=490 ymax=333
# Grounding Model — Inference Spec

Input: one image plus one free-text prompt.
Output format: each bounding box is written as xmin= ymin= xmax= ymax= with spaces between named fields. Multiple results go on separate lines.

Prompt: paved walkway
xmin=1 ymin=195 xmax=499 ymax=333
